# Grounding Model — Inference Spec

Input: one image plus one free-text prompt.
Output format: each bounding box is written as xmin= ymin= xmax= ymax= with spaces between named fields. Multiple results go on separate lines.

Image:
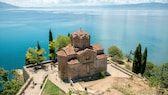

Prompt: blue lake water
xmin=0 ymin=8 xmax=168 ymax=71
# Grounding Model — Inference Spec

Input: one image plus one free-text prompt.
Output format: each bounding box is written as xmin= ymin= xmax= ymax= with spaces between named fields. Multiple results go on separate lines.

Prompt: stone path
xmin=48 ymin=67 xmax=85 ymax=93
xmin=24 ymin=69 xmax=47 ymax=95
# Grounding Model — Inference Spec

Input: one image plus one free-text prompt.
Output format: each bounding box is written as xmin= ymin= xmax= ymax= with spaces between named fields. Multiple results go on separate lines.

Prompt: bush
xmin=108 ymin=46 xmax=123 ymax=59
xmin=125 ymin=64 xmax=132 ymax=70
xmin=99 ymin=71 xmax=106 ymax=78
xmin=112 ymin=58 xmax=124 ymax=65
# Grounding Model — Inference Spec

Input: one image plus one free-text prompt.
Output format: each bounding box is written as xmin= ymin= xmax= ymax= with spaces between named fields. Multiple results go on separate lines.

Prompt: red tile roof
xmin=62 ymin=44 xmax=76 ymax=55
xmin=68 ymin=59 xmax=80 ymax=65
xmin=96 ymin=54 xmax=107 ymax=59
xmin=57 ymin=50 xmax=66 ymax=57
xmin=92 ymin=44 xmax=104 ymax=51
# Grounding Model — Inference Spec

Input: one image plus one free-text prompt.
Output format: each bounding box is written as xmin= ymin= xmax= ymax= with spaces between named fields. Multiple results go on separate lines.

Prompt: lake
xmin=0 ymin=8 xmax=168 ymax=71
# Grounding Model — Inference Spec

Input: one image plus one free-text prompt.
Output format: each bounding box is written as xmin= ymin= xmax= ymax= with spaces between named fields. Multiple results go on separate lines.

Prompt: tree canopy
xmin=1 ymin=80 xmax=23 ymax=95
xmin=108 ymin=46 xmax=123 ymax=59
xmin=160 ymin=62 xmax=168 ymax=88
xmin=0 ymin=67 xmax=9 ymax=89
xmin=48 ymin=29 xmax=55 ymax=60
xmin=54 ymin=35 xmax=70 ymax=51
xmin=132 ymin=44 xmax=147 ymax=75
xmin=25 ymin=42 xmax=46 ymax=65
xmin=144 ymin=62 xmax=168 ymax=88
xmin=0 ymin=68 xmax=23 ymax=95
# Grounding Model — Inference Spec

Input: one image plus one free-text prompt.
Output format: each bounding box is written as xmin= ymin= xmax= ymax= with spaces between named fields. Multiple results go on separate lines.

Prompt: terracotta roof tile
xmin=92 ymin=44 xmax=104 ymax=51
xmin=68 ymin=59 xmax=80 ymax=65
xmin=96 ymin=54 xmax=107 ymax=59
xmin=57 ymin=50 xmax=66 ymax=56
xmin=62 ymin=44 xmax=76 ymax=55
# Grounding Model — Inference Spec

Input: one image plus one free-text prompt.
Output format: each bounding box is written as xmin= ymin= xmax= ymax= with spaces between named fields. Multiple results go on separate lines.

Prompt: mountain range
xmin=0 ymin=1 xmax=168 ymax=9
xmin=0 ymin=2 xmax=17 ymax=8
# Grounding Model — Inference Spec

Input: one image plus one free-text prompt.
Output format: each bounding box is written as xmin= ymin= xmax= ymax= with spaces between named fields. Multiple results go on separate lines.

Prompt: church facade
xmin=57 ymin=29 xmax=107 ymax=81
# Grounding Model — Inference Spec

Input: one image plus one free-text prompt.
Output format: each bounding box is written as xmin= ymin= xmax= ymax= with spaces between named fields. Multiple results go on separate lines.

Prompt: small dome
xmin=71 ymin=29 xmax=90 ymax=39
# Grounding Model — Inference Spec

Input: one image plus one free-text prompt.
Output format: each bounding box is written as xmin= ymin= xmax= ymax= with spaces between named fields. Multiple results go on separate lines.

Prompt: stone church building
xmin=57 ymin=29 xmax=107 ymax=81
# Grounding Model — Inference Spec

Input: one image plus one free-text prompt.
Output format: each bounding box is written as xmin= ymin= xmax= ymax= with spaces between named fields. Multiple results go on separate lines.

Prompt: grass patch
xmin=42 ymin=80 xmax=65 ymax=95
xmin=125 ymin=64 xmax=132 ymax=71
xmin=112 ymin=58 xmax=125 ymax=65
xmin=114 ymin=86 xmax=133 ymax=95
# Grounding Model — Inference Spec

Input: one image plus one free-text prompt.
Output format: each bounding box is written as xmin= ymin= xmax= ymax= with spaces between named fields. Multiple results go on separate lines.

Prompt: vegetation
xmin=144 ymin=62 xmax=168 ymax=89
xmin=125 ymin=64 xmax=132 ymax=70
xmin=132 ymin=44 xmax=147 ymax=75
xmin=0 ymin=67 xmax=9 ymax=84
xmin=113 ymin=86 xmax=133 ymax=95
xmin=99 ymin=71 xmax=106 ymax=78
xmin=55 ymin=35 xmax=70 ymax=51
xmin=0 ymin=68 xmax=23 ymax=95
xmin=160 ymin=62 xmax=168 ymax=88
xmin=25 ymin=42 xmax=46 ymax=65
xmin=48 ymin=29 xmax=56 ymax=60
xmin=1 ymin=79 xmax=23 ymax=95
xmin=108 ymin=46 xmax=123 ymax=59
xmin=125 ymin=53 xmax=132 ymax=62
xmin=42 ymin=80 xmax=65 ymax=95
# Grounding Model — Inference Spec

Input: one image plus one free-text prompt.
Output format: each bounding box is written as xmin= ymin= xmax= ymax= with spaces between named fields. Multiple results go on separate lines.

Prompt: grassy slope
xmin=42 ymin=80 xmax=65 ymax=95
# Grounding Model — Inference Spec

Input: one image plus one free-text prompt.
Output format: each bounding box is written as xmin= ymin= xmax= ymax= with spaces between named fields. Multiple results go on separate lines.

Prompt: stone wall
xmin=58 ymin=56 xmax=68 ymax=80
xmin=96 ymin=58 xmax=107 ymax=72
xmin=22 ymin=66 xmax=30 ymax=82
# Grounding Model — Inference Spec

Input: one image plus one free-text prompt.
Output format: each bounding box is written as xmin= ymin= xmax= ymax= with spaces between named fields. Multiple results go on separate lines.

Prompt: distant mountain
xmin=50 ymin=2 xmax=168 ymax=9
xmin=101 ymin=2 xmax=168 ymax=9
xmin=0 ymin=2 xmax=18 ymax=8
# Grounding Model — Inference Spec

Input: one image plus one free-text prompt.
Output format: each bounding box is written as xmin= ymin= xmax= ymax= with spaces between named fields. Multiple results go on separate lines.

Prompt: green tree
xmin=48 ymin=29 xmax=55 ymax=60
xmin=0 ymin=68 xmax=9 ymax=82
xmin=49 ymin=29 xmax=53 ymax=42
xmin=0 ymin=67 xmax=9 ymax=89
xmin=140 ymin=47 xmax=147 ymax=75
xmin=1 ymin=80 xmax=23 ymax=95
xmin=36 ymin=41 xmax=45 ymax=63
xmin=144 ymin=61 xmax=155 ymax=78
xmin=160 ymin=62 xmax=168 ymax=88
xmin=25 ymin=42 xmax=45 ymax=65
xmin=132 ymin=44 xmax=145 ymax=74
xmin=132 ymin=45 xmax=139 ymax=73
xmin=54 ymin=35 xmax=70 ymax=51
xmin=108 ymin=46 xmax=123 ymax=59
xmin=25 ymin=48 xmax=37 ymax=65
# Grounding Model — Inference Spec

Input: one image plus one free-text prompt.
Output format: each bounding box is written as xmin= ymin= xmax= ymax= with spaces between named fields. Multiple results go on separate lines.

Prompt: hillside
xmin=0 ymin=2 xmax=18 ymax=8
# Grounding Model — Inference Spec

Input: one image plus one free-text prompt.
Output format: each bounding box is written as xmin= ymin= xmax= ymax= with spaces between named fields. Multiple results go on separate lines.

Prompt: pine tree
xmin=141 ymin=47 xmax=147 ymax=75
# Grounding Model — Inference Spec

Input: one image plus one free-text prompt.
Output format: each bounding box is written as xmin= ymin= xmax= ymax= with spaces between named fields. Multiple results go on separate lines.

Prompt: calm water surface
xmin=0 ymin=8 xmax=168 ymax=71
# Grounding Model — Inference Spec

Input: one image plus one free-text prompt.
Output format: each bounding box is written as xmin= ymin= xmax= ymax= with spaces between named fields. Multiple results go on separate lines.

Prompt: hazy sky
xmin=0 ymin=0 xmax=168 ymax=7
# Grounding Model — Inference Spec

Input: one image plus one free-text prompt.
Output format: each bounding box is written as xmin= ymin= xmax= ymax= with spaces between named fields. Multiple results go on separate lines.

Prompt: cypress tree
xmin=48 ymin=29 xmax=55 ymax=60
xmin=132 ymin=45 xmax=139 ymax=73
xmin=37 ymin=41 xmax=41 ymax=50
xmin=132 ymin=44 xmax=142 ymax=74
xmin=49 ymin=29 xmax=53 ymax=41
xmin=141 ymin=47 xmax=147 ymax=75
xmin=137 ymin=44 xmax=142 ymax=73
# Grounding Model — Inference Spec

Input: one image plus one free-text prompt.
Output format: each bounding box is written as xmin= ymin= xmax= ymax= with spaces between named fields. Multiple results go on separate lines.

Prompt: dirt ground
xmin=80 ymin=76 xmax=157 ymax=95
xmin=80 ymin=58 xmax=157 ymax=95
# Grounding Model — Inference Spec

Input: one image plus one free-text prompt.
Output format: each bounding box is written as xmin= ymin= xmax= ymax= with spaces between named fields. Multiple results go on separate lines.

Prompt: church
xmin=57 ymin=29 xmax=107 ymax=81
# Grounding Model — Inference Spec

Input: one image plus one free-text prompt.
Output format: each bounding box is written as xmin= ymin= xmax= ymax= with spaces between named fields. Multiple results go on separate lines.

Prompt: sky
xmin=0 ymin=0 xmax=168 ymax=7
